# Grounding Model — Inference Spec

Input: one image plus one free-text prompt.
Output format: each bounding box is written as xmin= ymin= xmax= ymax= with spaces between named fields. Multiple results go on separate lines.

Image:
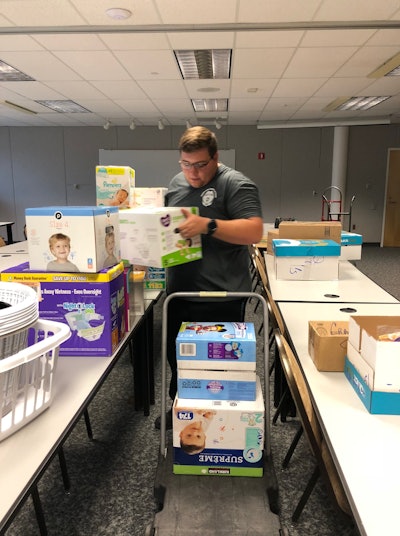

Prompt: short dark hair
xmin=178 ymin=126 xmax=218 ymax=158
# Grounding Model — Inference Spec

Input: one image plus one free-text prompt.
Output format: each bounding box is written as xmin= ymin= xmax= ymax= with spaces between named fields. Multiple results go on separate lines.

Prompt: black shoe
xmin=154 ymin=409 xmax=173 ymax=430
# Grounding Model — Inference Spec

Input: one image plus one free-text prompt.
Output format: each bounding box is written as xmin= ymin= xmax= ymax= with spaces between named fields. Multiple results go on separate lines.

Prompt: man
xmin=156 ymin=126 xmax=263 ymax=429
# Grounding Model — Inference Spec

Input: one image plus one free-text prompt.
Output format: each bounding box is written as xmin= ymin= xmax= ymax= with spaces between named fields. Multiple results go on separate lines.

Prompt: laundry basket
xmin=0 ymin=282 xmax=39 ymax=359
xmin=0 ymin=318 xmax=71 ymax=442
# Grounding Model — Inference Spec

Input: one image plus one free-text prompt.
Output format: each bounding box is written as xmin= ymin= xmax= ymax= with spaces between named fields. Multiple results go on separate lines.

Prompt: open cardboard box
xmin=308 ymin=320 xmax=349 ymax=371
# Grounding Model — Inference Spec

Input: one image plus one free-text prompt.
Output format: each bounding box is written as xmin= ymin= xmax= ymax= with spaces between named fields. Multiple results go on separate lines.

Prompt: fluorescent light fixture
xmin=106 ymin=8 xmax=132 ymax=20
xmin=36 ymin=100 xmax=91 ymax=113
xmin=192 ymin=98 xmax=228 ymax=112
xmin=103 ymin=120 xmax=111 ymax=130
xmin=334 ymin=96 xmax=390 ymax=111
xmin=174 ymin=49 xmax=231 ymax=79
xmin=129 ymin=120 xmax=136 ymax=130
xmin=2 ymin=100 xmax=37 ymax=115
xmin=214 ymin=118 xmax=222 ymax=130
xmin=158 ymin=119 xmax=165 ymax=130
xmin=0 ymin=60 xmax=34 ymax=81
xmin=257 ymin=118 xmax=391 ymax=129
xmin=368 ymin=52 xmax=400 ymax=78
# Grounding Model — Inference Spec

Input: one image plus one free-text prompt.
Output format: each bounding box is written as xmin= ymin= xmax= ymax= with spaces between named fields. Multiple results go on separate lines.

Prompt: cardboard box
xmin=339 ymin=231 xmax=363 ymax=261
xmin=344 ymin=357 xmax=400 ymax=415
xmin=272 ymin=238 xmax=340 ymax=280
xmin=177 ymin=369 xmax=257 ymax=401
xmin=348 ymin=316 xmax=400 ymax=392
xmin=173 ymin=377 xmax=264 ymax=476
xmin=132 ymin=187 xmax=167 ymax=208
xmin=308 ymin=320 xmax=349 ymax=371
xmin=96 ymin=165 xmax=135 ymax=208
xmin=176 ymin=321 xmax=256 ymax=371
xmin=130 ymin=270 xmax=145 ymax=316
xmin=1 ymin=262 xmax=125 ymax=357
xmin=278 ymin=221 xmax=342 ymax=244
xmin=119 ymin=207 xmax=202 ymax=268
xmin=25 ymin=206 xmax=121 ymax=273
xmin=266 ymin=228 xmax=280 ymax=255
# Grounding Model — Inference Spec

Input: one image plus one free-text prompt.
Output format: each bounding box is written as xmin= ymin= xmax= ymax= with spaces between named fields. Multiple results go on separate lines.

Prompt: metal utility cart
xmin=321 ymin=186 xmax=356 ymax=232
xmin=146 ymin=291 xmax=287 ymax=536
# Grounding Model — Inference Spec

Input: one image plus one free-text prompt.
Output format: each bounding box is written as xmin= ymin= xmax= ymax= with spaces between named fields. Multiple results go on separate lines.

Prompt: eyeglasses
xmin=179 ymin=158 xmax=212 ymax=170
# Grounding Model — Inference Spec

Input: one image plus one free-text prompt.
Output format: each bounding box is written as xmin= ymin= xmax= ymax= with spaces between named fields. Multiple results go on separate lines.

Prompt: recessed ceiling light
xmin=106 ymin=8 xmax=132 ymax=20
xmin=335 ymin=96 xmax=390 ymax=111
xmin=368 ymin=52 xmax=400 ymax=78
xmin=36 ymin=100 xmax=91 ymax=113
xmin=0 ymin=60 xmax=34 ymax=81
xmin=175 ymin=49 xmax=231 ymax=79
xmin=192 ymin=99 xmax=228 ymax=112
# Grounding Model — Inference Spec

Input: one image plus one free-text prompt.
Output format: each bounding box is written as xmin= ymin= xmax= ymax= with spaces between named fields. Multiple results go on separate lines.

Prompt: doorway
xmin=382 ymin=149 xmax=400 ymax=247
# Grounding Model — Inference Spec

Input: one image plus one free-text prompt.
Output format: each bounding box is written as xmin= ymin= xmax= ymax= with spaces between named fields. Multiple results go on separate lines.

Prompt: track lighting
xmin=158 ymin=119 xmax=165 ymax=130
xmin=129 ymin=120 xmax=136 ymax=130
xmin=103 ymin=120 xmax=111 ymax=130
xmin=214 ymin=118 xmax=222 ymax=130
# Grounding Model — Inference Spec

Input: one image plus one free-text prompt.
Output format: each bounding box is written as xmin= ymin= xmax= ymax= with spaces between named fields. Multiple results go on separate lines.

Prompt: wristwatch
xmin=207 ymin=219 xmax=217 ymax=235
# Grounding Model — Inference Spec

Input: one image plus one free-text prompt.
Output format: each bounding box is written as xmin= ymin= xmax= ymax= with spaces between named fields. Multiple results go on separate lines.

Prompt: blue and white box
xmin=25 ymin=206 xmax=121 ymax=273
xmin=272 ymin=238 xmax=340 ymax=280
xmin=176 ymin=321 xmax=256 ymax=371
xmin=96 ymin=165 xmax=135 ymax=208
xmin=173 ymin=376 xmax=264 ymax=477
xmin=340 ymin=231 xmax=362 ymax=261
xmin=177 ymin=369 xmax=257 ymax=401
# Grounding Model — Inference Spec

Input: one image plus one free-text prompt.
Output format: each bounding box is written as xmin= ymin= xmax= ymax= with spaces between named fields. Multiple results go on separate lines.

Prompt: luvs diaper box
xmin=119 ymin=207 xmax=202 ymax=268
xmin=173 ymin=376 xmax=264 ymax=477
xmin=1 ymin=262 xmax=125 ymax=357
xmin=96 ymin=165 xmax=135 ymax=208
xmin=25 ymin=206 xmax=121 ymax=273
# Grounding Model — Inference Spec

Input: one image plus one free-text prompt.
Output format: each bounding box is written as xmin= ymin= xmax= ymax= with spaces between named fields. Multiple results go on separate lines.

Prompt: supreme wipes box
xmin=119 ymin=207 xmax=202 ymax=268
xmin=272 ymin=238 xmax=340 ymax=280
xmin=177 ymin=369 xmax=257 ymax=401
xmin=25 ymin=206 xmax=121 ymax=273
xmin=308 ymin=320 xmax=349 ymax=371
xmin=173 ymin=376 xmax=264 ymax=477
xmin=1 ymin=262 xmax=125 ymax=357
xmin=96 ymin=165 xmax=135 ymax=208
xmin=176 ymin=322 xmax=256 ymax=371
xmin=278 ymin=221 xmax=342 ymax=244
xmin=132 ymin=187 xmax=167 ymax=208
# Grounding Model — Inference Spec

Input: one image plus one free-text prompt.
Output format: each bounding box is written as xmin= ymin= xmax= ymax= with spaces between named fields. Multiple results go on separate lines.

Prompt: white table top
xmin=278 ymin=301 xmax=400 ymax=536
xmin=265 ymin=253 xmax=399 ymax=304
xmin=0 ymin=291 xmax=161 ymax=531
xmin=0 ymin=241 xmax=28 ymax=254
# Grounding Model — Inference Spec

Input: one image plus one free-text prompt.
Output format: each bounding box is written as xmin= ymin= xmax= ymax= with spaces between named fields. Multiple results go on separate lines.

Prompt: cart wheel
xmin=144 ymin=522 xmax=155 ymax=536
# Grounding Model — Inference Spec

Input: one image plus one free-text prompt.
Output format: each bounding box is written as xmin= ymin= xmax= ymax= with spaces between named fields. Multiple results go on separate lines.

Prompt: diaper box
xmin=143 ymin=267 xmax=166 ymax=290
xmin=132 ymin=187 xmax=167 ymax=208
xmin=308 ymin=320 xmax=349 ymax=371
xmin=176 ymin=322 xmax=256 ymax=371
xmin=96 ymin=165 xmax=135 ymax=208
xmin=173 ymin=376 xmax=264 ymax=477
xmin=1 ymin=262 xmax=125 ymax=357
xmin=272 ymin=238 xmax=340 ymax=280
xmin=25 ymin=206 xmax=121 ymax=273
xmin=119 ymin=207 xmax=202 ymax=268
xmin=339 ymin=231 xmax=362 ymax=261
xmin=177 ymin=369 xmax=257 ymax=401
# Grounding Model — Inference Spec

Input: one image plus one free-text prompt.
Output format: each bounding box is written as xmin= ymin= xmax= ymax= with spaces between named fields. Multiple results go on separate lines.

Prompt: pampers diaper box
xmin=25 ymin=206 xmax=121 ymax=273
xmin=119 ymin=207 xmax=202 ymax=268
xmin=173 ymin=376 xmax=264 ymax=477
xmin=96 ymin=165 xmax=135 ymax=208
xmin=1 ymin=262 xmax=125 ymax=357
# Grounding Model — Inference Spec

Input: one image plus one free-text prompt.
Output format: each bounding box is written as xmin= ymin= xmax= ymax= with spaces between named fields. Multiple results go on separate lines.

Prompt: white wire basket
xmin=0 ymin=282 xmax=39 ymax=359
xmin=0 ymin=318 xmax=71 ymax=442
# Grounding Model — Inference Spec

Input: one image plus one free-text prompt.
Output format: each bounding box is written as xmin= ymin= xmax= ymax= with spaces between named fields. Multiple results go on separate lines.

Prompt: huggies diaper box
xmin=272 ymin=238 xmax=340 ymax=280
xmin=173 ymin=376 xmax=264 ymax=477
xmin=1 ymin=262 xmax=125 ymax=357
xmin=25 ymin=206 xmax=121 ymax=273
xmin=119 ymin=207 xmax=202 ymax=268
xmin=96 ymin=165 xmax=135 ymax=208
xmin=177 ymin=368 xmax=256 ymax=401
xmin=176 ymin=322 xmax=256 ymax=371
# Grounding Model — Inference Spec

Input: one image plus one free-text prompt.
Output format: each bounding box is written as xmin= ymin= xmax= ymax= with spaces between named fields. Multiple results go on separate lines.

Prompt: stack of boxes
xmin=344 ymin=316 xmax=400 ymax=414
xmin=172 ymin=321 xmax=265 ymax=477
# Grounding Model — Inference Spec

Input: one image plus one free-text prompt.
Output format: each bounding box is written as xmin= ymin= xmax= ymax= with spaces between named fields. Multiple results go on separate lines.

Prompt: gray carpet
xmin=3 ymin=244 xmax=399 ymax=536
